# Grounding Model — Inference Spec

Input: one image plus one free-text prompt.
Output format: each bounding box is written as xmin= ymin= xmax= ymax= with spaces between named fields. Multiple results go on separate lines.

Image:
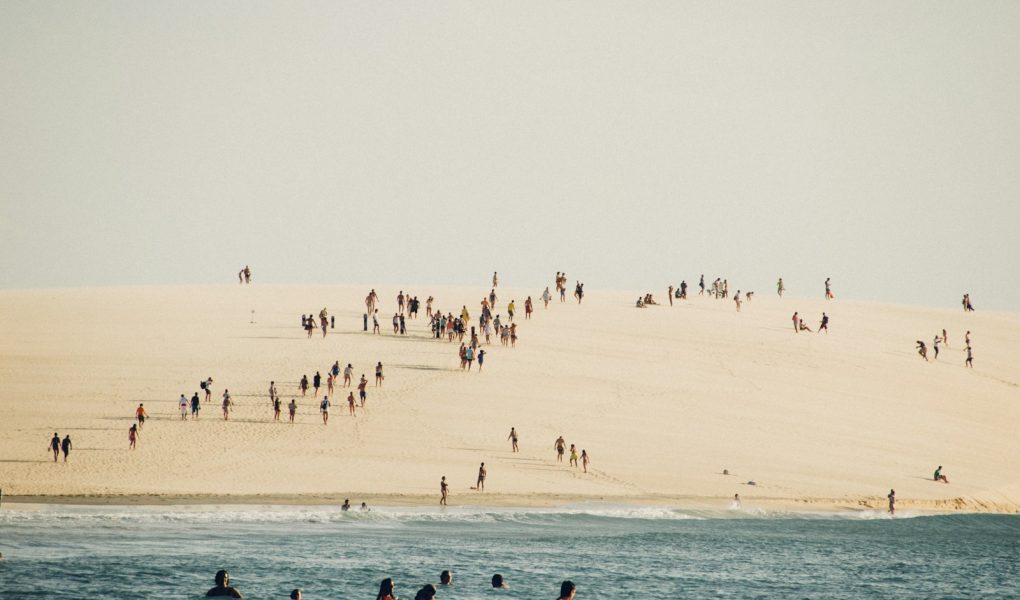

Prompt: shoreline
xmin=4 ymin=493 xmax=1018 ymax=515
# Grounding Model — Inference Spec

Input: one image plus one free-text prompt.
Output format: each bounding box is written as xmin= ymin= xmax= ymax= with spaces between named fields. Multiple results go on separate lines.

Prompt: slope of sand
xmin=1 ymin=284 xmax=1018 ymax=513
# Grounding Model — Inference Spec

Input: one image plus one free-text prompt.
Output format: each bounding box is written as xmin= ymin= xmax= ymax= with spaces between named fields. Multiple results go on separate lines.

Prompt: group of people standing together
xmin=916 ymin=329 xmax=974 ymax=368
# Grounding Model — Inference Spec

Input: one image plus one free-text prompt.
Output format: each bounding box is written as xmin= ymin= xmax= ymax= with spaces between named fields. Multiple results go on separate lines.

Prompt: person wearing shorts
xmin=136 ymin=404 xmax=147 ymax=428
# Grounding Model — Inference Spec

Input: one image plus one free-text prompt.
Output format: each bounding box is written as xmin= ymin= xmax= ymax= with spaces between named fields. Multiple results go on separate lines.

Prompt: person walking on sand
xmin=477 ymin=348 xmax=486 ymax=371
xmin=476 ymin=462 xmax=486 ymax=491
xmin=965 ymin=344 xmax=974 ymax=368
xmin=129 ymin=424 xmax=138 ymax=449
xmin=525 ymin=296 xmax=533 ymax=319
xmin=887 ymin=489 xmax=896 ymax=514
xmin=508 ymin=427 xmax=519 ymax=452
xmin=934 ymin=465 xmax=949 ymax=483
xmin=300 ymin=374 xmax=309 ymax=396
xmin=440 ymin=476 xmax=449 ymax=506
xmin=916 ymin=340 xmax=928 ymax=361
xmin=933 ymin=334 xmax=941 ymax=359
xmin=942 ymin=328 xmax=949 ymax=347
xmin=569 ymin=444 xmax=578 ymax=467
xmin=792 ymin=312 xmax=799 ymax=333
xmin=319 ymin=396 xmax=330 ymax=424
xmin=375 ymin=362 xmax=384 ymax=386
xmin=555 ymin=436 xmax=566 ymax=461
xmin=668 ymin=285 xmax=674 ymax=306
xmin=581 ymin=449 xmax=590 ymax=473
xmin=191 ymin=392 xmax=201 ymax=419
xmin=273 ymin=396 xmax=282 ymax=421
xmin=313 ymin=371 xmax=322 ymax=396
xmin=819 ymin=313 xmax=829 ymax=333
xmin=327 ymin=372 xmax=335 ymax=395
xmin=180 ymin=394 xmax=189 ymax=420
xmin=348 ymin=391 xmax=357 ymax=415
xmin=61 ymin=434 xmax=72 ymax=462
xmin=825 ymin=277 xmax=834 ymax=300
xmin=777 ymin=277 xmax=785 ymax=297
xmin=358 ymin=375 xmax=368 ymax=405
xmin=136 ymin=403 xmax=148 ymax=429
xmin=542 ymin=286 xmax=552 ymax=308
xmin=288 ymin=398 xmax=297 ymax=423
xmin=49 ymin=432 xmax=60 ymax=462
xmin=222 ymin=390 xmax=232 ymax=420
xmin=343 ymin=363 xmax=353 ymax=387
xmin=202 ymin=377 xmax=213 ymax=402
xmin=734 ymin=291 xmax=742 ymax=312
xmin=269 ymin=381 xmax=278 ymax=406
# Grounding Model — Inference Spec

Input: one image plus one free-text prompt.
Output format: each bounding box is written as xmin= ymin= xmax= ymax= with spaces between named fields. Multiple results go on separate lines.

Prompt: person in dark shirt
xmin=206 ymin=569 xmax=243 ymax=598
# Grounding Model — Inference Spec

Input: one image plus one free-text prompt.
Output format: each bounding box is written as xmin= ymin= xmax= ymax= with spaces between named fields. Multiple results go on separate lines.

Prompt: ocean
xmin=1 ymin=504 xmax=1018 ymax=599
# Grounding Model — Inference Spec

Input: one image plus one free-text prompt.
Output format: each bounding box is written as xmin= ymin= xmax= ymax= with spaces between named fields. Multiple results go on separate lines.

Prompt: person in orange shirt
xmin=135 ymin=404 xmax=148 ymax=429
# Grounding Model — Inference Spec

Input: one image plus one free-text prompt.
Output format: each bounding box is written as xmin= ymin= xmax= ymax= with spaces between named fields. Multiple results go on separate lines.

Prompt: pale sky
xmin=2 ymin=1 xmax=1018 ymax=309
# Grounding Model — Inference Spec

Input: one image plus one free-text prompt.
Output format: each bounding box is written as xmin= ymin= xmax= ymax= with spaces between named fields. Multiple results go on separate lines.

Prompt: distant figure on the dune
xmin=61 ymin=434 xmax=72 ymax=462
xmin=668 ymin=285 xmax=674 ymax=306
xmin=791 ymin=312 xmax=799 ymax=333
xmin=327 ymin=373 xmax=335 ymax=395
xmin=525 ymin=296 xmax=533 ymax=319
xmin=777 ymin=277 xmax=785 ymax=297
xmin=273 ymin=396 xmax=281 ymax=421
xmin=934 ymin=465 xmax=949 ymax=483
xmin=962 ymin=293 xmax=975 ymax=312
xmin=398 ymin=290 xmax=405 ymax=315
xmin=569 ymin=444 xmax=578 ymax=467
xmin=510 ymin=323 xmax=518 ymax=348
xmin=942 ymin=328 xmax=948 ymax=347
xmin=916 ymin=340 xmax=928 ymax=361
xmin=477 ymin=348 xmax=486 ymax=371
xmin=507 ymin=299 xmax=516 ymax=322
xmin=128 ymin=424 xmax=138 ymax=449
xmin=825 ymin=277 xmax=833 ymax=300
xmin=575 ymin=281 xmax=584 ymax=304
xmin=348 ymin=392 xmax=356 ymax=415
xmin=392 ymin=313 xmax=399 ymax=334
xmin=722 ymin=279 xmax=729 ymax=298
xmin=288 ymin=398 xmax=297 ymax=423
xmin=191 ymin=393 xmax=201 ymax=419
xmin=887 ymin=489 xmax=896 ymax=514
xmin=643 ymin=293 xmax=656 ymax=305
xmin=319 ymin=396 xmax=329 ymax=424
xmin=373 ymin=310 xmax=380 ymax=334
xmin=300 ymin=374 xmax=309 ymax=396
xmin=508 ymin=427 xmax=519 ymax=452
xmin=243 ymin=266 xmax=250 ymax=284
xmin=699 ymin=274 xmax=705 ymax=295
xmin=965 ymin=344 xmax=974 ymax=368
xmin=313 ymin=371 xmax=321 ymax=396
xmin=680 ymin=280 xmax=688 ymax=299
xmin=734 ymin=291 xmax=742 ymax=312
xmin=440 ymin=476 xmax=449 ymax=505
xmin=581 ymin=449 xmax=590 ymax=473
xmin=426 ymin=296 xmax=434 ymax=317
xmin=476 ymin=462 xmax=486 ymax=491
xmin=180 ymin=394 xmax=189 ymax=420
xmin=399 ymin=314 xmax=406 ymax=334
xmin=745 ymin=291 xmax=754 ymax=302
xmin=635 ymin=297 xmax=645 ymax=308
xmin=375 ymin=362 xmax=384 ymax=386
xmin=542 ymin=287 xmax=552 ymax=308
xmin=555 ymin=436 xmax=566 ymax=461
xmin=798 ymin=319 xmax=813 ymax=332
xmin=238 ymin=269 xmax=243 ymax=284
xmin=358 ymin=375 xmax=368 ymax=404
xmin=819 ymin=313 xmax=829 ymax=333
xmin=135 ymin=403 xmax=148 ymax=429
xmin=344 ymin=363 xmax=353 ymax=387
xmin=49 ymin=432 xmax=60 ymax=462
xmin=206 ymin=569 xmax=243 ymax=598
xmin=932 ymin=334 xmax=941 ymax=359
xmin=557 ymin=580 xmax=576 ymax=600
xmin=493 ymin=271 xmax=499 ymax=288
xmin=965 ymin=330 xmax=971 ymax=346
xmin=222 ymin=390 xmax=232 ymax=420
xmin=269 ymin=381 xmax=278 ymax=406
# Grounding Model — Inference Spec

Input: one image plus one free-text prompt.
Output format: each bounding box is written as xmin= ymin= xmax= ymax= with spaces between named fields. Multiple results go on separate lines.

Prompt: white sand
xmin=0 ymin=284 xmax=1017 ymax=512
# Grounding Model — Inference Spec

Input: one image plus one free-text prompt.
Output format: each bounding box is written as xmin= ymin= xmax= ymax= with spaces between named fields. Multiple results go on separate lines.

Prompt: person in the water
xmin=887 ymin=489 xmax=896 ymax=515
xmin=557 ymin=580 xmax=577 ymax=600
xmin=439 ymin=570 xmax=453 ymax=586
xmin=205 ymin=569 xmax=242 ymax=597
xmin=491 ymin=574 xmax=508 ymax=589
xmin=341 ymin=498 xmax=350 ymax=511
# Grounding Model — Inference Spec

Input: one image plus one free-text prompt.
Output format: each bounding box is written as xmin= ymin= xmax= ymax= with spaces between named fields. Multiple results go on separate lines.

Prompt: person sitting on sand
xmin=934 ymin=465 xmax=949 ymax=483
xmin=635 ymin=297 xmax=645 ymax=308
xmin=206 ymin=569 xmax=242 ymax=598
xmin=557 ymin=580 xmax=576 ymax=600
xmin=376 ymin=578 xmax=396 ymax=600
xmin=798 ymin=319 xmax=813 ymax=332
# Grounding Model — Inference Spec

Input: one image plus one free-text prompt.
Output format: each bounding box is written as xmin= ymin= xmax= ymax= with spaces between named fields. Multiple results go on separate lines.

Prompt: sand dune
xmin=0 ymin=284 xmax=1017 ymax=513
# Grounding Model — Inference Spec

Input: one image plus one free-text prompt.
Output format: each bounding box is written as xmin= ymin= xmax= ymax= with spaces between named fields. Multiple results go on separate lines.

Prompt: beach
xmin=1 ymin=284 xmax=1017 ymax=514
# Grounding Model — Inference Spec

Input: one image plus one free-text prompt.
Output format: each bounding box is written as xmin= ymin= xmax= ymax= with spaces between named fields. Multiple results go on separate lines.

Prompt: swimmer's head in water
xmin=214 ymin=570 xmax=229 ymax=586
xmin=560 ymin=580 xmax=576 ymax=597
xmin=440 ymin=570 xmax=452 ymax=584
xmin=491 ymin=574 xmax=505 ymax=588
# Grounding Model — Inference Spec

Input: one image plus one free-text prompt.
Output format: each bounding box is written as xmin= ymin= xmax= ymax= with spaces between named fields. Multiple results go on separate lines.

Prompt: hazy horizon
xmin=2 ymin=2 xmax=1018 ymax=310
